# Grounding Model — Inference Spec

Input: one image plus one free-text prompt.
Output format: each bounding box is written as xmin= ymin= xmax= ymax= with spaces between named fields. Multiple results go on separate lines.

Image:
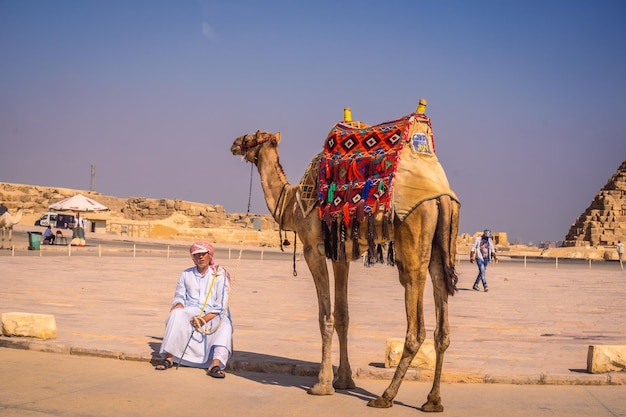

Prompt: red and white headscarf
xmin=189 ymin=240 xmax=215 ymax=265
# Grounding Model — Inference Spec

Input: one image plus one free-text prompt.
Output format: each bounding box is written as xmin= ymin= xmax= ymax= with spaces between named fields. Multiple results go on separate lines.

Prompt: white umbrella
xmin=49 ymin=194 xmax=109 ymax=239
xmin=49 ymin=194 xmax=109 ymax=212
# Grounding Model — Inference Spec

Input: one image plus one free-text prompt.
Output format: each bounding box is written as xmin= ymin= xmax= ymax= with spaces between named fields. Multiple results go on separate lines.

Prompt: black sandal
xmin=208 ymin=365 xmax=225 ymax=378
xmin=155 ymin=359 xmax=173 ymax=371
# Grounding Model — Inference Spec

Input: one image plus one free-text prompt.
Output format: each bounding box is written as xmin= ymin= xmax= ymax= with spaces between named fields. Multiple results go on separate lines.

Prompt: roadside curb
xmin=2 ymin=337 xmax=623 ymax=386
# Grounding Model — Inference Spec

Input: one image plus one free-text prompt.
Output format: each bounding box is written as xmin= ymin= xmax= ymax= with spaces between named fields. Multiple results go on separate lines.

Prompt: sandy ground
xmin=1 ymin=242 xmax=625 ymax=384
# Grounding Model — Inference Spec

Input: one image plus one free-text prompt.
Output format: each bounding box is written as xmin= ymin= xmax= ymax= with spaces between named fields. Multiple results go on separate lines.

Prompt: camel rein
xmin=273 ymin=184 xmax=298 ymax=277
xmin=192 ymin=267 xmax=221 ymax=335
xmin=241 ymin=134 xmax=299 ymax=276
xmin=176 ymin=266 xmax=222 ymax=369
xmin=178 ymin=179 xmax=252 ymax=368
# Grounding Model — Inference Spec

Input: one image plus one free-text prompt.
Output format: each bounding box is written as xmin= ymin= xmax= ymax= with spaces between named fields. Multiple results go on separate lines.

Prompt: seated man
xmin=42 ymin=226 xmax=55 ymax=245
xmin=155 ymin=241 xmax=233 ymax=378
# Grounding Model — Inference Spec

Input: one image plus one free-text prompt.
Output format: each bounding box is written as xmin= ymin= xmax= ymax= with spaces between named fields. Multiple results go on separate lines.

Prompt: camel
xmin=230 ymin=114 xmax=460 ymax=412
xmin=0 ymin=206 xmax=23 ymax=249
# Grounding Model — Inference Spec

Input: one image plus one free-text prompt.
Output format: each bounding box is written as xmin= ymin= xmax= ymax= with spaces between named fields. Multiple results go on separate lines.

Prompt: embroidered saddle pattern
xmin=317 ymin=113 xmax=434 ymax=223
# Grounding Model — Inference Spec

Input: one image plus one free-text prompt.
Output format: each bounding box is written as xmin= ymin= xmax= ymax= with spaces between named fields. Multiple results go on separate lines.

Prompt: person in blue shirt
xmin=42 ymin=226 xmax=55 ymax=245
xmin=470 ymin=229 xmax=497 ymax=292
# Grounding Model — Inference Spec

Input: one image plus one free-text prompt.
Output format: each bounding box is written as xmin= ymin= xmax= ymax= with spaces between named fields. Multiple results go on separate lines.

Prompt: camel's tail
xmin=436 ymin=195 xmax=460 ymax=296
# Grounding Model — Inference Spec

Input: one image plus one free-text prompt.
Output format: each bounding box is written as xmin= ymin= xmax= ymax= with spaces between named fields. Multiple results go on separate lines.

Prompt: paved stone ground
xmin=1 ymin=241 xmax=625 ymax=385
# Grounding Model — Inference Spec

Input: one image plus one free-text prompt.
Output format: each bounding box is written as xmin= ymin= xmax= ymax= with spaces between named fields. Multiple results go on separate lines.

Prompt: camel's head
xmin=231 ymin=130 xmax=281 ymax=164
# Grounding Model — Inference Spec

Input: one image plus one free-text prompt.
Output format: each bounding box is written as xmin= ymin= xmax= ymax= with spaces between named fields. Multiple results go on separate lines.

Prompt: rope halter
xmin=239 ymin=130 xmax=278 ymax=154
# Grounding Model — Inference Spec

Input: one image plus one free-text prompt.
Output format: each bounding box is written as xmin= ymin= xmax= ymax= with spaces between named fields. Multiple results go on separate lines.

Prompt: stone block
xmin=177 ymin=201 xmax=191 ymax=211
xmin=385 ymin=338 xmax=435 ymax=370
xmin=587 ymin=345 xmax=626 ymax=373
xmin=1 ymin=312 xmax=57 ymax=340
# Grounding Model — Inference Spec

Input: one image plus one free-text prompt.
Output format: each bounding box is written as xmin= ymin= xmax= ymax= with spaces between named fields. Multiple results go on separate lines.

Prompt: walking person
xmin=470 ymin=229 xmax=498 ymax=292
xmin=618 ymin=240 xmax=624 ymax=270
xmin=155 ymin=241 xmax=233 ymax=378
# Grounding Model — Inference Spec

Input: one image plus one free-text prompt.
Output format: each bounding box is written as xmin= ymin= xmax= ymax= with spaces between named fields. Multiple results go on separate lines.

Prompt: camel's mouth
xmin=230 ymin=138 xmax=254 ymax=163
xmin=230 ymin=138 xmax=246 ymax=156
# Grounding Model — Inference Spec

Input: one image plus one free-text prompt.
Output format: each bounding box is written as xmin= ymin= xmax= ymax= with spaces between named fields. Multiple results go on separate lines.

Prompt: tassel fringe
xmin=322 ymin=221 xmax=332 ymax=259
xmin=331 ymin=220 xmax=338 ymax=261
xmin=351 ymin=217 xmax=360 ymax=260
xmin=376 ymin=243 xmax=384 ymax=263
xmin=338 ymin=218 xmax=346 ymax=262
xmin=366 ymin=213 xmax=376 ymax=256
xmin=386 ymin=241 xmax=395 ymax=266
xmin=382 ymin=214 xmax=389 ymax=240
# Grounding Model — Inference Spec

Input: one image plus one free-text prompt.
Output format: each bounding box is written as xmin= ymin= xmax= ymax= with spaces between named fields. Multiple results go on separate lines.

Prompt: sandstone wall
xmin=0 ymin=182 xmax=281 ymax=247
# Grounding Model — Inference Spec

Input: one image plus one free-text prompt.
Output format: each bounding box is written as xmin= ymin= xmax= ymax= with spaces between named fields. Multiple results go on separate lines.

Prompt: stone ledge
xmin=385 ymin=338 xmax=435 ymax=370
xmin=0 ymin=338 xmax=623 ymax=385
xmin=1 ymin=312 xmax=57 ymax=340
xmin=587 ymin=345 xmax=626 ymax=373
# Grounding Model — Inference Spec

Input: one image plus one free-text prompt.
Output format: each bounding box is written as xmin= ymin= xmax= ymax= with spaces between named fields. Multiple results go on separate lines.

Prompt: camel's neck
xmin=255 ymin=145 xmax=292 ymax=225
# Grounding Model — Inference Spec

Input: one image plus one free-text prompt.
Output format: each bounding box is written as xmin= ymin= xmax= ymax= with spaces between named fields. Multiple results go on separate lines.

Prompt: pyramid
xmin=563 ymin=159 xmax=626 ymax=247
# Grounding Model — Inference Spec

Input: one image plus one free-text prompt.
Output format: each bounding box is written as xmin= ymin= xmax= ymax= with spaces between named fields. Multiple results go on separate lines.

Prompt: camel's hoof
xmin=421 ymin=401 xmax=444 ymax=412
xmin=367 ymin=396 xmax=393 ymax=408
xmin=307 ymin=383 xmax=335 ymax=396
xmin=333 ymin=376 xmax=356 ymax=390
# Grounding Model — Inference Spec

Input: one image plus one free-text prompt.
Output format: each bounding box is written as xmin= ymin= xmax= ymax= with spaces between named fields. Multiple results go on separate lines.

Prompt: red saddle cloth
xmin=318 ymin=112 xmax=433 ymax=224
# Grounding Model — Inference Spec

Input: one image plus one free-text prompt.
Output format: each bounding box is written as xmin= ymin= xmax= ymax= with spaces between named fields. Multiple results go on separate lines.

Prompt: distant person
xmin=618 ymin=241 xmax=624 ymax=270
xmin=470 ymin=229 xmax=498 ymax=292
xmin=80 ymin=218 xmax=87 ymax=237
xmin=42 ymin=226 xmax=55 ymax=245
xmin=72 ymin=217 xmax=79 ymax=238
xmin=74 ymin=217 xmax=87 ymax=239
xmin=282 ymin=238 xmax=291 ymax=247
xmin=155 ymin=241 xmax=233 ymax=378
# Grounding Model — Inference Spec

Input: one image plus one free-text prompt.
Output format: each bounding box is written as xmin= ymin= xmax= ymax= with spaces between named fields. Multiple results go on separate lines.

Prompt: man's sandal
xmin=208 ymin=366 xmax=225 ymax=378
xmin=155 ymin=359 xmax=173 ymax=371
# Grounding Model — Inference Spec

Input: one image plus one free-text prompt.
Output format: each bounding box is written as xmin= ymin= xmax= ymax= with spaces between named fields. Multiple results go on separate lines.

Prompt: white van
xmin=34 ymin=212 xmax=75 ymax=229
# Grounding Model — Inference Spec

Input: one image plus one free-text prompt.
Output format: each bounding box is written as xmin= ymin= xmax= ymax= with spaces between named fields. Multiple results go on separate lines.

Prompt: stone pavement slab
xmin=2 ymin=348 xmax=626 ymax=417
xmin=1 ymin=247 xmax=625 ymax=385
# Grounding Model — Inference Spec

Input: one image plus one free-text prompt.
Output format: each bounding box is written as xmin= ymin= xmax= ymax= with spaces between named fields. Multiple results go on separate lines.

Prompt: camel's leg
xmin=331 ymin=260 xmax=355 ymax=389
xmin=420 ymin=199 xmax=457 ymax=412
xmin=302 ymin=242 xmax=335 ymax=396
xmin=368 ymin=206 xmax=435 ymax=408
xmin=419 ymin=251 xmax=450 ymax=412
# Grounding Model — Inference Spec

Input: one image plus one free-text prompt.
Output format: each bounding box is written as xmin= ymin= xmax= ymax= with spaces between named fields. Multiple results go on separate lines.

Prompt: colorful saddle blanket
xmin=317 ymin=112 xmax=444 ymax=223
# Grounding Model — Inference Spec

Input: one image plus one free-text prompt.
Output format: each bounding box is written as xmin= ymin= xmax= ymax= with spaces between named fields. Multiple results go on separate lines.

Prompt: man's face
xmin=192 ymin=252 xmax=212 ymax=269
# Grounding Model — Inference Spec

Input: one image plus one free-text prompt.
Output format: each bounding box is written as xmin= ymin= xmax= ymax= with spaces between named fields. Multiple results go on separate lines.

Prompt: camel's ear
xmin=274 ymin=132 xmax=281 ymax=143
xmin=254 ymin=130 xmax=261 ymax=139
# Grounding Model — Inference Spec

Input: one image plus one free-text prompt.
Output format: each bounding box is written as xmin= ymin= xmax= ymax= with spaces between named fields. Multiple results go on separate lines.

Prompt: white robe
xmin=159 ymin=264 xmax=233 ymax=368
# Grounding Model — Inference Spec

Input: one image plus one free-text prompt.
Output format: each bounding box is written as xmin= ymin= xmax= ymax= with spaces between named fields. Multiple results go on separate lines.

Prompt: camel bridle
xmin=238 ymin=132 xmax=278 ymax=164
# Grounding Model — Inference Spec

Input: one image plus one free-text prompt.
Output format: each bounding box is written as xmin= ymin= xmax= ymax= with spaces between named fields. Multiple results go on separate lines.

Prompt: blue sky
xmin=1 ymin=0 xmax=625 ymax=245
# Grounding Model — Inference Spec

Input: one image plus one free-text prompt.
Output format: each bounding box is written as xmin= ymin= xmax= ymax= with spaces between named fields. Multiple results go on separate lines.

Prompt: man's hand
xmin=469 ymin=252 xmax=476 ymax=264
xmin=191 ymin=316 xmax=205 ymax=329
